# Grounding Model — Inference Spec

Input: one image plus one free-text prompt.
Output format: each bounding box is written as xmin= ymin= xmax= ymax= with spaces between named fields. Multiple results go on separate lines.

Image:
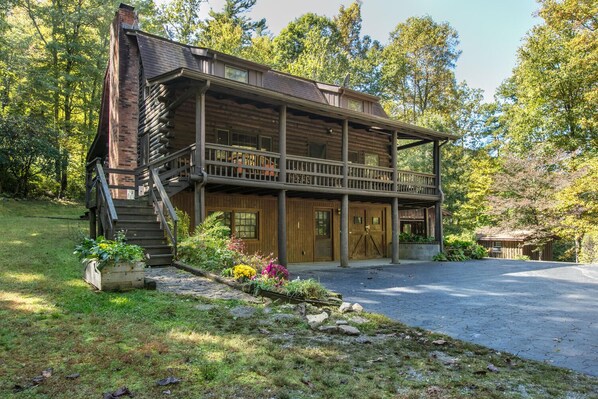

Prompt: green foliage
xmin=399 ymin=232 xmax=435 ymax=243
xmin=283 ymin=278 xmax=329 ymax=300
xmin=177 ymin=212 xmax=238 ymax=272
xmin=513 ymin=255 xmax=531 ymax=261
xmin=579 ymin=231 xmax=598 ymax=264
xmin=0 ymin=114 xmax=60 ymax=197
xmin=167 ymin=207 xmax=190 ymax=246
xmin=435 ymin=236 xmax=487 ymax=262
xmin=73 ymin=231 xmax=145 ymax=270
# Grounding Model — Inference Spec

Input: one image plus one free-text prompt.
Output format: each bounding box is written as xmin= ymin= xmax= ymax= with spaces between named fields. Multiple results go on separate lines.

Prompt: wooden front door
xmin=314 ymin=209 xmax=333 ymax=261
xmin=350 ymin=207 xmax=386 ymax=259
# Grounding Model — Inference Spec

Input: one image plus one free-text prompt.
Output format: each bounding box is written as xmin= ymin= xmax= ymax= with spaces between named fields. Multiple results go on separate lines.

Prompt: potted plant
xmin=74 ymin=232 xmax=146 ymax=291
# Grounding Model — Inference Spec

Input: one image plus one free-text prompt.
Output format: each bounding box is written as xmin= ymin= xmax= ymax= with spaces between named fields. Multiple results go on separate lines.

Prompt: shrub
xmin=284 ymin=278 xmax=328 ymax=299
xmin=399 ymin=232 xmax=435 ymax=243
xmin=232 ymin=264 xmax=256 ymax=281
xmin=513 ymin=255 xmax=531 ymax=261
xmin=167 ymin=208 xmax=191 ymax=245
xmin=580 ymin=231 xmax=598 ymax=264
xmin=73 ymin=231 xmax=144 ymax=270
xmin=434 ymin=236 xmax=487 ymax=262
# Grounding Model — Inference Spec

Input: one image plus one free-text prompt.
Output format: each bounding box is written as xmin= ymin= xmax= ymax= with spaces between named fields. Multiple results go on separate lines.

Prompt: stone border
xmin=173 ymin=261 xmax=341 ymax=307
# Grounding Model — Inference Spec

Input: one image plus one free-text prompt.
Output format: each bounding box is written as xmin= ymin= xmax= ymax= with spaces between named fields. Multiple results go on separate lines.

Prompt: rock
xmin=143 ymin=278 xmax=157 ymax=290
xmin=432 ymin=339 xmax=447 ymax=346
xmin=270 ymin=313 xmax=299 ymax=322
xmin=355 ymin=336 xmax=372 ymax=344
xmin=306 ymin=312 xmax=329 ymax=326
xmin=318 ymin=325 xmax=339 ymax=333
xmin=230 ymin=306 xmax=256 ymax=318
xmin=350 ymin=316 xmax=368 ymax=325
xmin=430 ymin=351 xmax=458 ymax=366
xmin=336 ymin=320 xmax=348 ymax=325
xmin=338 ymin=325 xmax=361 ymax=336
xmin=295 ymin=302 xmax=306 ymax=316
xmin=339 ymin=302 xmax=352 ymax=313
xmin=351 ymin=303 xmax=364 ymax=313
xmin=195 ymin=304 xmax=216 ymax=311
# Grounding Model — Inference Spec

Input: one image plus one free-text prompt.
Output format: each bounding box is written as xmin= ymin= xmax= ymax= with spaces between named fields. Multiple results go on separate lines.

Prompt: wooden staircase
xmin=113 ymin=199 xmax=174 ymax=267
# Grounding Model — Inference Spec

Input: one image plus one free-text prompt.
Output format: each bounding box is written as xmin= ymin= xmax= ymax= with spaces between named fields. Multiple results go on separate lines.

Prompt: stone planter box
xmin=399 ymin=242 xmax=441 ymax=260
xmin=83 ymin=260 xmax=146 ymax=291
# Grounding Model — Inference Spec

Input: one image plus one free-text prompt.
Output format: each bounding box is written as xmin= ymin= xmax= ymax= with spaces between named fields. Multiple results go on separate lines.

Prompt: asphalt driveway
xmin=294 ymin=259 xmax=598 ymax=376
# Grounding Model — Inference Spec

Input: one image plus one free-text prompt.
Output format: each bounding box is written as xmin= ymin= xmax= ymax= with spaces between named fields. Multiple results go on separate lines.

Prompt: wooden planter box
xmin=83 ymin=260 xmax=146 ymax=291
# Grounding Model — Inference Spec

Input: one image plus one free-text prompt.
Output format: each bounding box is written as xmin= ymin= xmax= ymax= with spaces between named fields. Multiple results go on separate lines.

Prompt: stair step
xmin=144 ymin=245 xmax=173 ymax=255
xmin=117 ymin=221 xmax=161 ymax=230
xmin=117 ymin=213 xmax=157 ymax=222
xmin=146 ymin=253 xmax=173 ymax=267
xmin=128 ymin=238 xmax=168 ymax=246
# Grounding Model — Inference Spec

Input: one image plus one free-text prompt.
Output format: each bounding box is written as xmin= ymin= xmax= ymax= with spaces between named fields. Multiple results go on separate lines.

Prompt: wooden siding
xmin=478 ymin=240 xmax=553 ymax=261
xmin=168 ymin=94 xmax=391 ymax=168
xmin=171 ymin=191 xmax=392 ymax=263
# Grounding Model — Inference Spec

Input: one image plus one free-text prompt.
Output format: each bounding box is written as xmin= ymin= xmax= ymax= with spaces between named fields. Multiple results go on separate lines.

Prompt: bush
xmin=399 ymin=232 xmax=435 ymax=243
xmin=232 ymin=264 xmax=256 ymax=281
xmin=73 ymin=231 xmax=144 ymax=270
xmin=284 ymin=278 xmax=329 ymax=299
xmin=434 ymin=236 xmax=487 ymax=262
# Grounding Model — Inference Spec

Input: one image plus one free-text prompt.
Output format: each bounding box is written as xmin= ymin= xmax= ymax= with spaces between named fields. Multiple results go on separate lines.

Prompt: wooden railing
xmin=85 ymin=159 xmax=118 ymax=238
xmin=348 ymin=164 xmax=394 ymax=192
xmin=205 ymin=144 xmax=280 ymax=182
xmin=136 ymin=145 xmax=195 ymax=196
xmin=397 ymin=171 xmax=437 ymax=195
xmin=201 ymin=144 xmax=437 ymax=196
xmin=148 ymin=168 xmax=178 ymax=258
xmin=286 ymin=155 xmax=343 ymax=187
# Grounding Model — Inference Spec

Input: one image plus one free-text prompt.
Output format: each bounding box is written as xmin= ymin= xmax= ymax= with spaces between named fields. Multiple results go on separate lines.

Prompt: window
xmin=315 ymin=211 xmax=331 ymax=238
xmin=259 ymin=136 xmax=272 ymax=152
xmin=353 ymin=216 xmax=363 ymax=225
xmin=225 ymin=65 xmax=248 ymax=83
xmin=400 ymin=221 xmax=426 ymax=236
xmin=365 ymin=153 xmax=379 ymax=167
xmin=492 ymin=241 xmax=502 ymax=253
xmin=349 ymin=151 xmax=359 ymax=164
xmin=372 ymin=217 xmax=380 ymax=225
xmin=208 ymin=210 xmax=258 ymax=239
xmin=235 ymin=212 xmax=258 ymax=239
xmin=308 ymin=142 xmax=327 ymax=159
xmin=347 ymin=98 xmax=363 ymax=112
xmin=217 ymin=129 xmax=230 ymax=145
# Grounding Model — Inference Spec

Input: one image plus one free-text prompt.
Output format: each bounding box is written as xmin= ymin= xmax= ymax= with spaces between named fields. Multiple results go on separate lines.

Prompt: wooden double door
xmin=349 ymin=207 xmax=386 ymax=259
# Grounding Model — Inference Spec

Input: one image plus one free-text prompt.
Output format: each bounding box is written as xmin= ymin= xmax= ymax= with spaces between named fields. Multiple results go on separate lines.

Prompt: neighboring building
xmin=476 ymin=228 xmax=554 ymax=261
xmin=85 ymin=5 xmax=455 ymax=267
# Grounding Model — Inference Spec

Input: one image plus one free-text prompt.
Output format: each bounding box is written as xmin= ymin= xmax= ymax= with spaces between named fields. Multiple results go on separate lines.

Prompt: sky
xmin=198 ymin=0 xmax=540 ymax=103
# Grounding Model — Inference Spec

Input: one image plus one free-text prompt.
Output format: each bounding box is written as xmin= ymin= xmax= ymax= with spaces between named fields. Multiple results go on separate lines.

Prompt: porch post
xmin=194 ymin=86 xmax=207 ymax=226
xmin=278 ymin=105 xmax=288 ymax=266
xmin=433 ymin=140 xmax=444 ymax=252
xmin=89 ymin=208 xmax=97 ymax=239
xmin=340 ymin=119 xmax=349 ymax=267
xmin=278 ymin=190 xmax=287 ymax=266
xmin=391 ymin=130 xmax=400 ymax=264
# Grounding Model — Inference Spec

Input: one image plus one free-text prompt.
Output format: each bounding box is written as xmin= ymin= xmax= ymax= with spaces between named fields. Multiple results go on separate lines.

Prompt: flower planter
xmin=399 ymin=242 xmax=440 ymax=260
xmin=83 ymin=260 xmax=146 ymax=291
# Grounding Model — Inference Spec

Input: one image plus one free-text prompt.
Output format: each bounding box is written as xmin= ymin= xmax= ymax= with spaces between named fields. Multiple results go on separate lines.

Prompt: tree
xmin=381 ymin=16 xmax=461 ymax=123
xmin=157 ymin=0 xmax=205 ymax=44
xmin=499 ymin=0 xmax=597 ymax=154
xmin=0 ymin=115 xmax=59 ymax=197
xmin=486 ymin=148 xmax=569 ymax=260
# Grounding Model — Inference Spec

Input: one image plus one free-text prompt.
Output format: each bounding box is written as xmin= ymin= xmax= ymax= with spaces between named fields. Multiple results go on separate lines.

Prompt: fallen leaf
xmin=432 ymin=339 xmax=447 ymax=345
xmin=156 ymin=376 xmax=181 ymax=386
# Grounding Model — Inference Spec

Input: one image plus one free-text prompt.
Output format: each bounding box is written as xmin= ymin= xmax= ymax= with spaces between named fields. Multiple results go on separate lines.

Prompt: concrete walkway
xmin=291 ymin=259 xmax=598 ymax=376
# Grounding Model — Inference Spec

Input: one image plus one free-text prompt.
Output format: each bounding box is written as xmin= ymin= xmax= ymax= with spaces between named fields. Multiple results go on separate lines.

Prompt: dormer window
xmin=225 ymin=65 xmax=248 ymax=83
xmin=347 ymin=98 xmax=363 ymax=112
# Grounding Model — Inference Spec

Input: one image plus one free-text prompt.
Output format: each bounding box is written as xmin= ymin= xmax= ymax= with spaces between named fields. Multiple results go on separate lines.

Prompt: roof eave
xmin=148 ymin=68 xmax=459 ymax=141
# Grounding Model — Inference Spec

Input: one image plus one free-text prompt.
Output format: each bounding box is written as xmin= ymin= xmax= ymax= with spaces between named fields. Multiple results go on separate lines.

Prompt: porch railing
xmin=85 ymin=159 xmax=119 ymax=238
xmin=205 ymin=144 xmax=280 ymax=182
xmin=348 ymin=164 xmax=394 ymax=192
xmin=286 ymin=155 xmax=343 ymax=188
xmin=397 ymin=171 xmax=437 ymax=195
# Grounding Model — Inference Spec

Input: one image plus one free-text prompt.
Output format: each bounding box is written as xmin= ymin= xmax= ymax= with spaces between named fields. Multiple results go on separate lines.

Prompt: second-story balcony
xmin=204 ymin=143 xmax=437 ymax=197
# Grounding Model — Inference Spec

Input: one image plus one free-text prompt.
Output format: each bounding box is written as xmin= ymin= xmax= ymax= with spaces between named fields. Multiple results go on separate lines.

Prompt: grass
xmin=0 ymin=199 xmax=596 ymax=398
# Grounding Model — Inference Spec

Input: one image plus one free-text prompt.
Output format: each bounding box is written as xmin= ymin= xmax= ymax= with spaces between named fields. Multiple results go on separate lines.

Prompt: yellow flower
xmin=233 ymin=264 xmax=256 ymax=281
xmin=98 ymin=243 xmax=109 ymax=249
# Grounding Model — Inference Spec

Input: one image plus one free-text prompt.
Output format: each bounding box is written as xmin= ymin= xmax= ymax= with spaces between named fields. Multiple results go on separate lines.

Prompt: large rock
xmin=350 ymin=316 xmax=368 ymax=325
xmin=306 ymin=312 xmax=329 ymax=327
xmin=339 ymin=302 xmax=352 ymax=313
xmin=351 ymin=303 xmax=364 ymax=313
xmin=338 ymin=325 xmax=361 ymax=336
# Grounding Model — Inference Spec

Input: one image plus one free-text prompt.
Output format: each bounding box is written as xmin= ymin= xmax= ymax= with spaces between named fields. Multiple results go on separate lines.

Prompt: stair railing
xmin=148 ymin=168 xmax=179 ymax=258
xmin=86 ymin=158 xmax=118 ymax=238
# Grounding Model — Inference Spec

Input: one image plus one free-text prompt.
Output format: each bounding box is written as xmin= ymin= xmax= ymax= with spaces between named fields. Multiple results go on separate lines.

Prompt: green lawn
xmin=0 ymin=200 xmax=596 ymax=398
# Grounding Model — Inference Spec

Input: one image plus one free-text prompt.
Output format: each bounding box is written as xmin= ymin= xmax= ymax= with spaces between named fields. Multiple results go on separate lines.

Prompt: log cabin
xmin=85 ymin=4 xmax=456 ymax=267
